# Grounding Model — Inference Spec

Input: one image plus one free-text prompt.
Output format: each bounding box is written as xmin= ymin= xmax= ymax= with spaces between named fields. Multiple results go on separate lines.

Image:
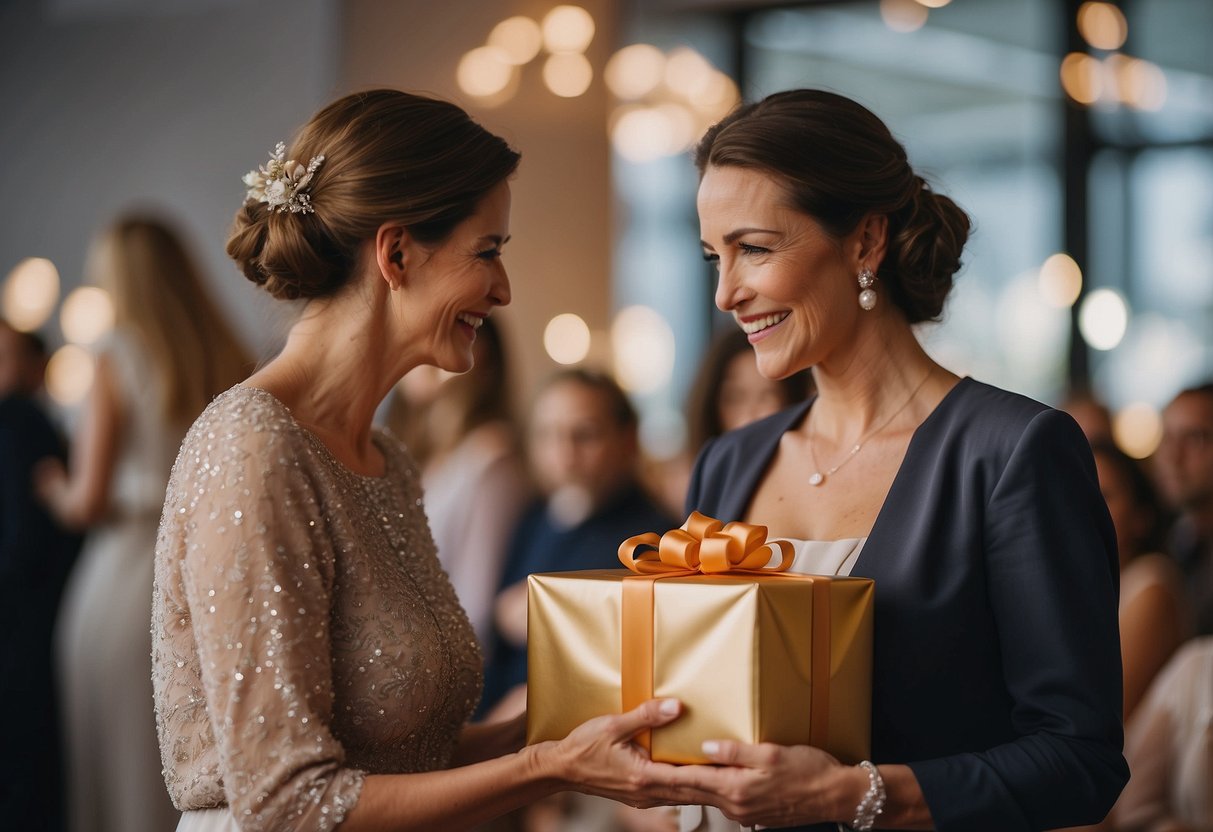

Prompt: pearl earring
xmin=858 ymin=267 xmax=877 ymax=311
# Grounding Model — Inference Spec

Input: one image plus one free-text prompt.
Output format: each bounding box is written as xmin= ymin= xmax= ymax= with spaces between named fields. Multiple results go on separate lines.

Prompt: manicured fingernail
xmin=702 ymin=740 xmax=720 ymax=756
xmin=659 ymin=698 xmax=679 ymax=716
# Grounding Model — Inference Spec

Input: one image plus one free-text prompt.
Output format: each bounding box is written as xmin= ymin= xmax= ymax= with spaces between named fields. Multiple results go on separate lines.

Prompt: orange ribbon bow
xmin=618 ymin=511 xmax=794 ymax=575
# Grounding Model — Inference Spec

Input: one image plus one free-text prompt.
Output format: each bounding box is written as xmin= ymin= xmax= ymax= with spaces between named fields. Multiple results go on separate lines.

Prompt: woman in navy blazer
xmin=669 ymin=90 xmax=1128 ymax=831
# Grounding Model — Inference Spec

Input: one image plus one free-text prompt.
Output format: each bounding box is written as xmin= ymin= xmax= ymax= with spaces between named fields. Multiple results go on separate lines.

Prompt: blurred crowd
xmin=2 ymin=211 xmax=1211 ymax=832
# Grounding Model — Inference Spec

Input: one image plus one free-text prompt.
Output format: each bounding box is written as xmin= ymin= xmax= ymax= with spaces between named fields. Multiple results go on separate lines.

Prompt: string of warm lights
xmin=456 ymin=6 xmax=739 ymax=164
xmin=1061 ymin=1 xmax=1167 ymax=110
xmin=606 ymin=45 xmax=738 ymax=163
xmin=456 ymin=6 xmax=596 ymax=103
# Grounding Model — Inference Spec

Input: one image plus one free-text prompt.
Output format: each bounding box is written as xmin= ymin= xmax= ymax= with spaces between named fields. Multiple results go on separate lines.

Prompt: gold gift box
xmin=525 ymin=568 xmax=874 ymax=764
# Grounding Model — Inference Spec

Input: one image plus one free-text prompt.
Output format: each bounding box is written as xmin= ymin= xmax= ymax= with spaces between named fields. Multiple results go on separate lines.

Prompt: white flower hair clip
xmin=242 ymin=142 xmax=326 ymax=214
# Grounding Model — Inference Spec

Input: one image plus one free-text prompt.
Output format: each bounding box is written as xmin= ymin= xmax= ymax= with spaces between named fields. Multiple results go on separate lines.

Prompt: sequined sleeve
xmin=168 ymin=419 xmax=364 ymax=831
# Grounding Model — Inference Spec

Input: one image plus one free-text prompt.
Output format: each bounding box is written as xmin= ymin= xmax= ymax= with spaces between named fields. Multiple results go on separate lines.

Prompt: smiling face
xmin=400 ymin=179 xmax=513 ymax=374
xmin=697 ymin=165 xmax=866 ymax=380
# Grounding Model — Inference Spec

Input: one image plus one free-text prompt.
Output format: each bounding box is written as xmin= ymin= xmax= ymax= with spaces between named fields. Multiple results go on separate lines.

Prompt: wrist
xmin=520 ymin=740 xmax=565 ymax=791
xmin=824 ymin=761 xmax=872 ymax=824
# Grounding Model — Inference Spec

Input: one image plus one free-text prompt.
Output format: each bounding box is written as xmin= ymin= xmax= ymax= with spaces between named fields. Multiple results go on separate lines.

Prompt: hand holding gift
xmin=527 ymin=697 xmax=716 ymax=809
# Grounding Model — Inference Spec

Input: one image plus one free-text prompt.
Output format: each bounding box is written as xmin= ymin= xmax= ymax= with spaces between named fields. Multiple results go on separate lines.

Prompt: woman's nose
xmin=714 ymin=262 xmax=746 ymax=312
xmin=491 ymin=262 xmax=511 ymax=307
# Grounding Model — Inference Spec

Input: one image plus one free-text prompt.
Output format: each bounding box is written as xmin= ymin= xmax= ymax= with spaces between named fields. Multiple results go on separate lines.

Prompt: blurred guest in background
xmin=480 ymin=369 xmax=676 ymax=720
xmin=385 ymin=316 xmax=532 ymax=650
xmin=686 ymin=327 xmax=812 ymax=455
xmin=1091 ymin=441 xmax=1189 ymax=721
xmin=1110 ymin=635 xmax=1213 ymax=831
xmin=35 ymin=216 xmax=250 ymax=832
xmin=655 ymin=328 xmax=812 ymax=515
xmin=0 ymin=320 xmax=51 ymax=402
xmin=1155 ymin=382 xmax=1213 ymax=635
xmin=1062 ymin=390 xmax=1115 ymax=446
xmin=0 ymin=319 xmax=79 ymax=832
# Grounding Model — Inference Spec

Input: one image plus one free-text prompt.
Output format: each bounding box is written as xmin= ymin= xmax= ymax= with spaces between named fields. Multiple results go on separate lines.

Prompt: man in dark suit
xmin=479 ymin=370 xmax=676 ymax=720
xmin=0 ymin=319 xmax=80 ymax=830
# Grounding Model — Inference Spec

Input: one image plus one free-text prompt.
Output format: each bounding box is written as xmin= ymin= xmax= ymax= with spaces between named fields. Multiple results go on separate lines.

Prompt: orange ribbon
xmin=616 ymin=512 xmax=830 ymax=755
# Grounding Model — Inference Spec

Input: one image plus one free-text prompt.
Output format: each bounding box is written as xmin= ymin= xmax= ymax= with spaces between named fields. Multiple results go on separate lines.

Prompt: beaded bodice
xmin=152 ymin=386 xmax=482 ymax=830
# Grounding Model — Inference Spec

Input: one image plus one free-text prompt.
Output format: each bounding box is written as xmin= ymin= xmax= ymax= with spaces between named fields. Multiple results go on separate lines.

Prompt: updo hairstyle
xmin=227 ymin=89 xmax=521 ymax=300
xmin=694 ymin=89 xmax=970 ymax=323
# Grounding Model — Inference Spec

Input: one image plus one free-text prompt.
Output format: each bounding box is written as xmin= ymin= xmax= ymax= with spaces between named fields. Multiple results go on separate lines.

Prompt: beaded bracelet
xmin=851 ymin=760 xmax=886 ymax=831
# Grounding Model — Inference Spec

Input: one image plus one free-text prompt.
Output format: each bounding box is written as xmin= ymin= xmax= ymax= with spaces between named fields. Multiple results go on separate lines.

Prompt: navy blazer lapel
xmin=706 ymin=400 xmax=812 ymax=521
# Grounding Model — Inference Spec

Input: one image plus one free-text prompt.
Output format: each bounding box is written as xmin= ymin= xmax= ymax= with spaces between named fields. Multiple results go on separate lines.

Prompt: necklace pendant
xmin=808 ymin=472 xmax=825 ymax=486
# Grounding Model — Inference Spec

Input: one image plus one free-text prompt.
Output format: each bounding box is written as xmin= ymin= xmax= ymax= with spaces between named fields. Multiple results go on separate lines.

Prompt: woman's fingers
xmin=606 ymin=698 xmax=682 ymax=741
xmin=701 ymin=739 xmax=780 ymax=768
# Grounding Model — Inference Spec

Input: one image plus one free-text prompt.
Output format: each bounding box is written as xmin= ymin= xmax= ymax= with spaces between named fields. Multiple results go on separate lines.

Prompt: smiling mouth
xmin=739 ymin=312 xmax=790 ymax=335
xmin=456 ymin=313 xmax=485 ymax=330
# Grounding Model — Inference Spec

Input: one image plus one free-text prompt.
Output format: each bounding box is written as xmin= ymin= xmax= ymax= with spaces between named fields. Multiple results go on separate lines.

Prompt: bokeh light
xmin=1113 ymin=402 xmax=1163 ymax=459
xmin=880 ymin=0 xmax=929 ymax=33
xmin=688 ymin=70 xmax=739 ymax=120
xmin=541 ymin=5 xmax=595 ymax=54
xmin=1038 ymin=253 xmax=1083 ymax=308
xmin=543 ymin=313 xmax=591 ymax=365
xmin=1115 ymin=56 xmax=1167 ymax=110
xmin=915 ymin=0 xmax=952 ymax=6
xmin=1061 ymin=52 xmax=1104 ymax=105
xmin=1078 ymin=288 xmax=1129 ymax=351
xmin=611 ymin=305 xmax=675 ymax=394
xmin=457 ymin=46 xmax=515 ymax=98
xmin=604 ymin=44 xmax=665 ymax=100
xmin=543 ymin=52 xmax=593 ymax=97
xmin=487 ymin=16 xmax=543 ymax=65
xmin=60 ymin=286 xmax=114 ymax=346
xmin=3 ymin=257 xmax=60 ymax=332
xmin=663 ymin=47 xmax=714 ymax=100
xmin=611 ymin=106 xmax=677 ymax=163
xmin=45 ymin=344 xmax=94 ymax=406
xmin=1078 ymin=2 xmax=1128 ymax=51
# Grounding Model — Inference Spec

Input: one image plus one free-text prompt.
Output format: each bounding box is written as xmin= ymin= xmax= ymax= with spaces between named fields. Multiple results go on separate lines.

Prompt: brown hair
xmin=694 ymin=89 xmax=971 ymax=323
xmin=685 ymin=328 xmax=811 ymax=453
xmin=87 ymin=216 xmax=252 ymax=426
xmin=227 ymin=89 xmax=521 ymax=300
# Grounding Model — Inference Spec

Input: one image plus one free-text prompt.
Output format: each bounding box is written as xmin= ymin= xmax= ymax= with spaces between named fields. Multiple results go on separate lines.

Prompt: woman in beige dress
xmin=151 ymin=89 xmax=703 ymax=832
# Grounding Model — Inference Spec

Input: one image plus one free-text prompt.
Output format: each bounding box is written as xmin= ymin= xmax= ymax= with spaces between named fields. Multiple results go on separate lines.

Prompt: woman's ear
xmin=375 ymin=223 xmax=409 ymax=290
xmin=854 ymin=213 xmax=889 ymax=272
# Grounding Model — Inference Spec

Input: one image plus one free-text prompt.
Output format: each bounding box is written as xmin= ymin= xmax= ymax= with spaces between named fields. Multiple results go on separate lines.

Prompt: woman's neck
xmin=246 ymin=279 xmax=420 ymax=468
xmin=807 ymin=314 xmax=949 ymax=443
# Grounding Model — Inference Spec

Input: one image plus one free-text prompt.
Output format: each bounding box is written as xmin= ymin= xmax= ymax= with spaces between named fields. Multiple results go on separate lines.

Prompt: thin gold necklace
xmin=806 ymin=368 xmax=933 ymax=487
